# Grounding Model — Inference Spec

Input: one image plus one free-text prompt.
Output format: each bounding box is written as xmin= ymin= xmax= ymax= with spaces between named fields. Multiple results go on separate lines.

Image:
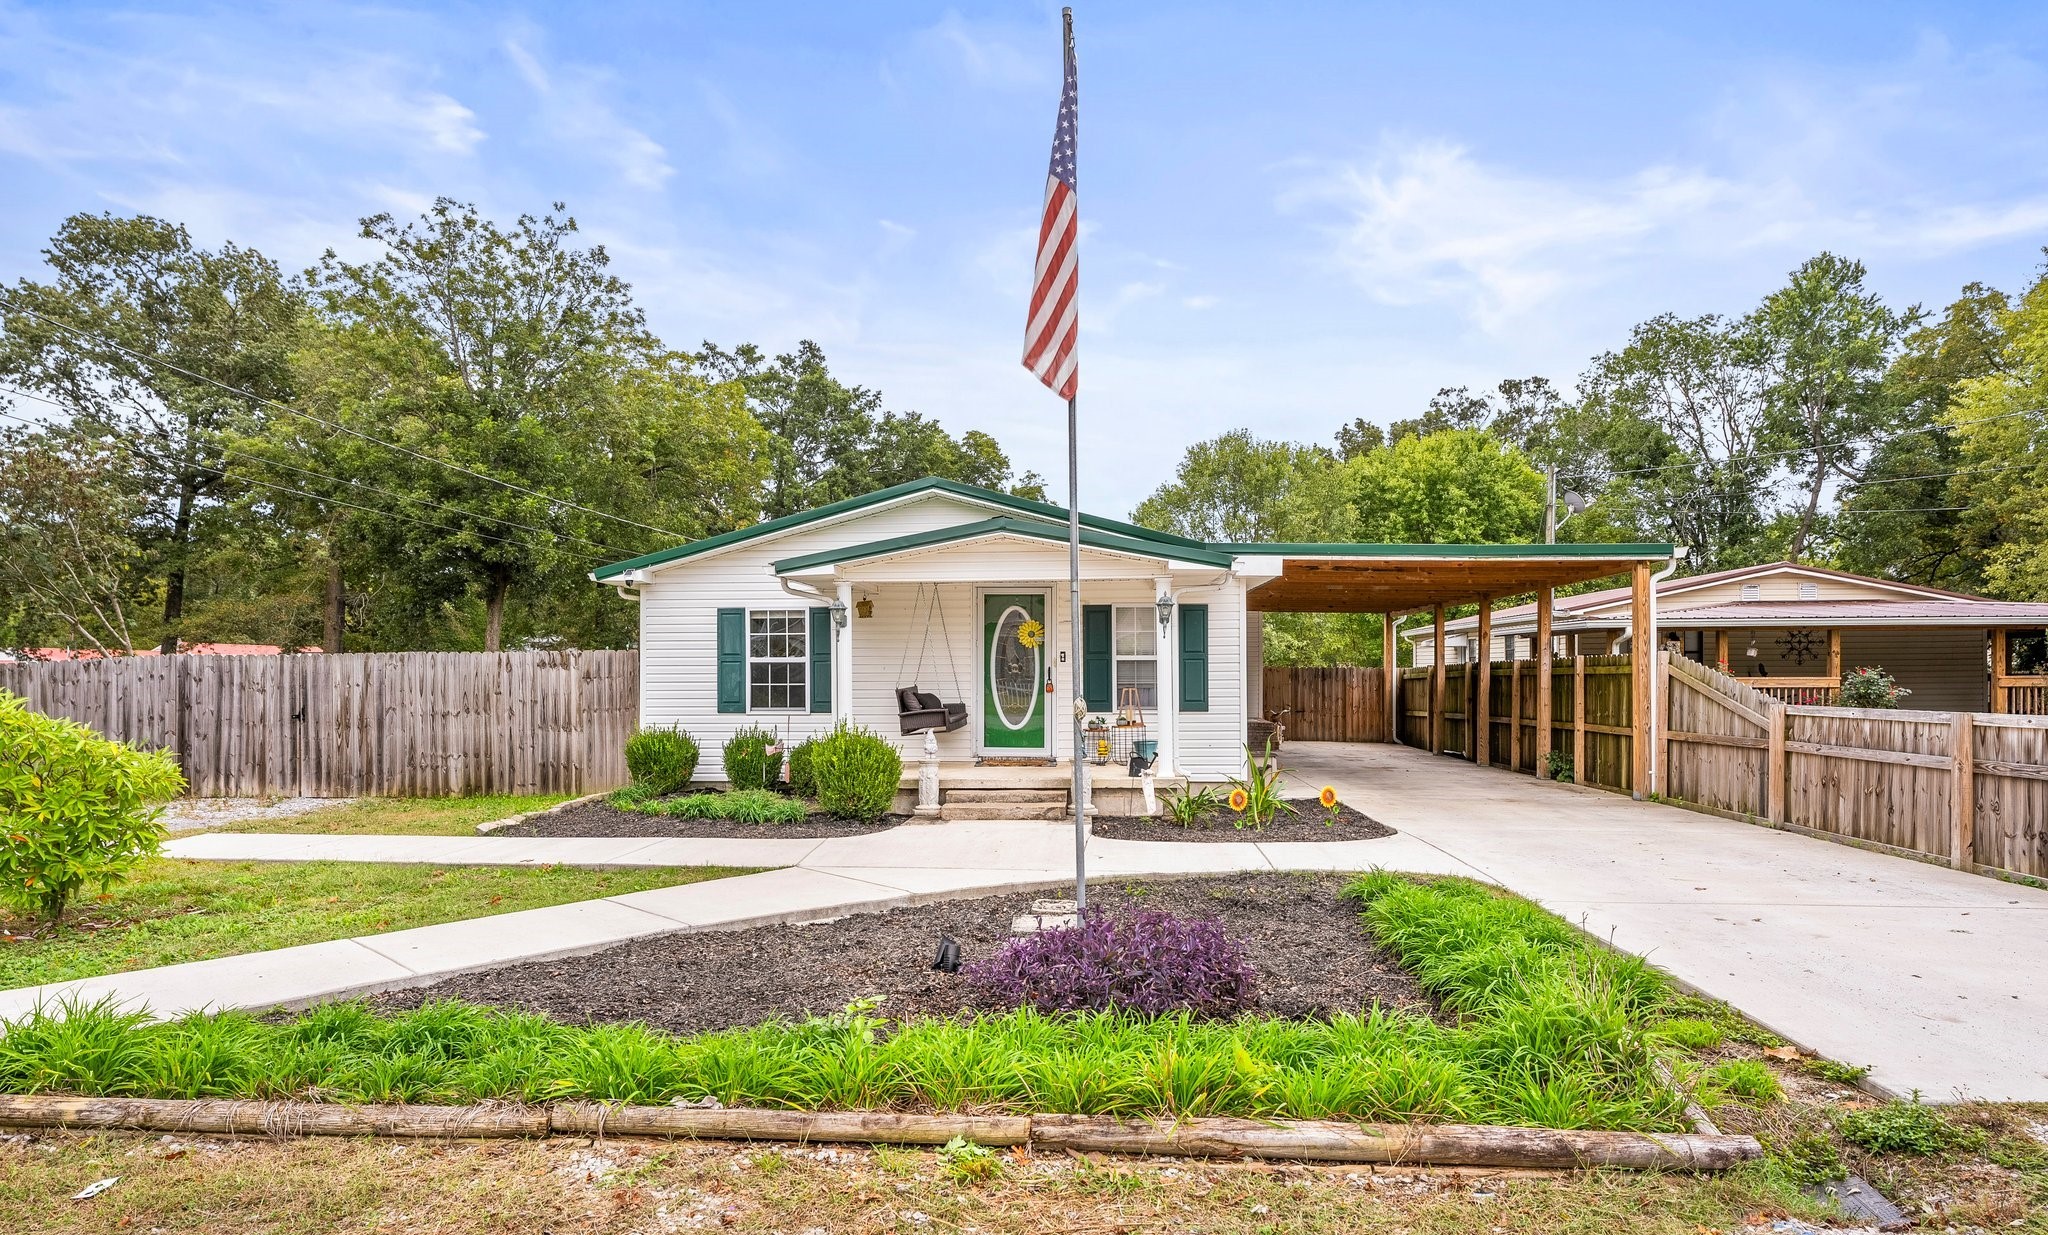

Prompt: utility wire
xmin=0 ymin=405 xmax=616 ymax=568
xmin=1565 ymin=404 xmax=2048 ymax=484
xmin=0 ymin=384 xmax=644 ymax=560
xmin=0 ymin=294 xmax=687 ymax=539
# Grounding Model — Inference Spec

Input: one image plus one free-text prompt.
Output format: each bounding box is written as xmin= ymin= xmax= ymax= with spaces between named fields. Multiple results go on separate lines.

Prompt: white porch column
xmin=1155 ymin=575 xmax=1177 ymax=775
xmin=835 ymin=580 xmax=855 ymax=724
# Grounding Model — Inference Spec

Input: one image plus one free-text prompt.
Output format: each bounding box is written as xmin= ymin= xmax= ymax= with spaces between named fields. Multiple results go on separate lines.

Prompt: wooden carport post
xmin=1430 ymin=605 xmax=1446 ymax=754
xmin=1381 ymin=612 xmax=1398 ymax=743
xmin=1630 ymin=562 xmax=1651 ymax=799
xmin=1534 ymin=588 xmax=1553 ymax=779
xmin=1474 ymin=599 xmax=1493 ymax=766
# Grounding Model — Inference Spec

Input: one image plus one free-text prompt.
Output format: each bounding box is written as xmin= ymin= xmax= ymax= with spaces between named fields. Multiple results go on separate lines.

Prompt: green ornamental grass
xmin=0 ymin=874 xmax=1702 ymax=1132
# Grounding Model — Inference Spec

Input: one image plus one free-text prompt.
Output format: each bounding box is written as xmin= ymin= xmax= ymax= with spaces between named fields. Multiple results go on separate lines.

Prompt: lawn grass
xmin=217 ymin=793 xmax=569 ymax=836
xmin=0 ymin=1132 xmax=1841 ymax=1235
xmin=0 ymin=860 xmax=754 ymax=989
xmin=0 ymin=874 xmax=1688 ymax=1130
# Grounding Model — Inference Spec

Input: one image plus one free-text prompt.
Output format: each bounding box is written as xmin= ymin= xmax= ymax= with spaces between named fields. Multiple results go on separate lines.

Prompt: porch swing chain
xmin=892 ymin=583 xmax=967 ymax=703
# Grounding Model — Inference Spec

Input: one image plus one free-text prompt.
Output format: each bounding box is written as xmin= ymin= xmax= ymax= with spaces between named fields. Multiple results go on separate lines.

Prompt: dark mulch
xmin=493 ymin=796 xmax=906 ymax=840
xmin=1092 ymin=797 xmax=1397 ymax=844
xmin=369 ymin=873 xmax=1436 ymax=1033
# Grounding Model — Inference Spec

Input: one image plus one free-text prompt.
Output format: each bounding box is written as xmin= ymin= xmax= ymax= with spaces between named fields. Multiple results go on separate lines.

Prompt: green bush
xmin=810 ymin=723 xmax=902 ymax=820
xmin=785 ymin=738 xmax=818 ymax=799
xmin=661 ymin=789 xmax=809 ymax=825
xmin=0 ymin=691 xmax=185 ymax=922
xmin=1838 ymin=665 xmax=1910 ymax=709
xmin=722 ymin=726 xmax=779 ymax=790
xmin=624 ymin=727 xmax=698 ymax=795
xmin=607 ymin=782 xmax=661 ymax=809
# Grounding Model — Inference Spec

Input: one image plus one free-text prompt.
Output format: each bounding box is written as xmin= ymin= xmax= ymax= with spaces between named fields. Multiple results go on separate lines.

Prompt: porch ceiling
xmin=1244 ymin=549 xmax=1672 ymax=614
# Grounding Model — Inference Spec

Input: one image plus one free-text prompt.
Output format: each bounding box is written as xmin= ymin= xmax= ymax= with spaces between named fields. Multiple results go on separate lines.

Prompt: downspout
xmin=1646 ymin=548 xmax=1688 ymax=795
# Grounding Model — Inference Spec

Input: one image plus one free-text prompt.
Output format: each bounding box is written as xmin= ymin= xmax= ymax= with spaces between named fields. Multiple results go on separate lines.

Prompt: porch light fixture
xmin=830 ymin=599 xmax=850 ymax=629
xmin=1155 ymin=593 xmax=1176 ymax=630
xmin=1746 ymin=633 xmax=1759 ymax=659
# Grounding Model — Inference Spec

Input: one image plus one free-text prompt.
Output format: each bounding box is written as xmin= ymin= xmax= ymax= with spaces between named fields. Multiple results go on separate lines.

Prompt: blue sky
xmin=6 ymin=2 xmax=2048 ymax=517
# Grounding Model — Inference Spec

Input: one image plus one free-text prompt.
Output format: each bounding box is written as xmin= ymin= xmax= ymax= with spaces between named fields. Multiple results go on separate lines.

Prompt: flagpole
xmin=1061 ymin=6 xmax=1085 ymax=913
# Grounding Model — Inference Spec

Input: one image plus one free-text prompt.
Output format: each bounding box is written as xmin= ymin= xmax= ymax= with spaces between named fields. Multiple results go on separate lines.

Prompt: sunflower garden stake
xmin=1319 ymin=785 xmax=1341 ymax=828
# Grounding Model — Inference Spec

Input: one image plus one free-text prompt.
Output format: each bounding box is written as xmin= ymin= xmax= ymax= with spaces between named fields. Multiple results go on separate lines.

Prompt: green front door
xmin=982 ymin=593 xmax=1048 ymax=753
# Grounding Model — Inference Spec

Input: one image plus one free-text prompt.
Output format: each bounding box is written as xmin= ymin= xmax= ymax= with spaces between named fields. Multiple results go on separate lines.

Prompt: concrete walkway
xmin=10 ymin=742 xmax=2046 ymax=1103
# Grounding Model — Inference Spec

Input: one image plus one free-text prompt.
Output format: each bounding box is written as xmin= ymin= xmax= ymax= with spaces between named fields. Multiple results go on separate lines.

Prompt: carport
xmin=1231 ymin=542 xmax=1678 ymax=796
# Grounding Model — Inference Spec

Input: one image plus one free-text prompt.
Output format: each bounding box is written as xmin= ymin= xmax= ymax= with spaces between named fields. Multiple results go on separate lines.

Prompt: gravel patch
xmin=491 ymin=796 xmax=906 ymax=840
xmin=158 ymin=797 xmax=351 ymax=834
xmin=1092 ymin=797 xmax=1396 ymax=844
xmin=370 ymin=872 xmax=1434 ymax=1033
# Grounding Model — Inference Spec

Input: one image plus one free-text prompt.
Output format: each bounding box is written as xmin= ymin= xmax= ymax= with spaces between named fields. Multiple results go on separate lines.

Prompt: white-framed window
xmin=748 ymin=609 xmax=808 ymax=710
xmin=1113 ymin=605 xmax=1158 ymax=709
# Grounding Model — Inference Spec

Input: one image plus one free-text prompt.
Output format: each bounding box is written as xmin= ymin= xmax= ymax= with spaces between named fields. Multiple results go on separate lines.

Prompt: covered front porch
xmin=770 ymin=516 xmax=1251 ymax=783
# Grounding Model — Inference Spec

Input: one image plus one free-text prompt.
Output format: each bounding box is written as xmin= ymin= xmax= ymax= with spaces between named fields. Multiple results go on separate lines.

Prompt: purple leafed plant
xmin=961 ymin=910 xmax=1259 ymax=1017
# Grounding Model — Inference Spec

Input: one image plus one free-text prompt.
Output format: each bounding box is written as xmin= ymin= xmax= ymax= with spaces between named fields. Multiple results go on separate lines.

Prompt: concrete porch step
xmin=937 ymin=801 xmax=1071 ymax=821
xmin=944 ymin=789 xmax=1067 ymax=804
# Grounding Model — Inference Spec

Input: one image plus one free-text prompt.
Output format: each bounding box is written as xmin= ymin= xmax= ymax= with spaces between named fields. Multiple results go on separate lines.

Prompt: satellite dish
xmin=1560 ymin=490 xmax=1589 ymax=516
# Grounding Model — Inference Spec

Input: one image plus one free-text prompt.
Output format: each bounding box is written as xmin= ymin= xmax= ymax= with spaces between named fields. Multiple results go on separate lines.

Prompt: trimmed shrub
xmin=810 ymin=723 xmax=901 ymax=821
xmin=1838 ymin=665 xmax=1910 ymax=709
xmin=624 ymin=727 xmax=698 ymax=795
xmin=0 ymin=691 xmax=185 ymax=922
xmin=661 ymin=789 xmax=809 ymax=825
xmin=722 ymin=726 xmax=779 ymax=790
xmin=962 ymin=909 xmax=1259 ymax=1016
xmin=785 ymin=738 xmax=819 ymax=800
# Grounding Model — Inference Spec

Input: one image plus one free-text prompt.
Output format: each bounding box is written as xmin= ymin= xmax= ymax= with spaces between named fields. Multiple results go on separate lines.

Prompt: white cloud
xmin=502 ymin=33 xmax=672 ymax=190
xmin=913 ymin=12 xmax=1047 ymax=89
xmin=1182 ymin=295 xmax=1220 ymax=310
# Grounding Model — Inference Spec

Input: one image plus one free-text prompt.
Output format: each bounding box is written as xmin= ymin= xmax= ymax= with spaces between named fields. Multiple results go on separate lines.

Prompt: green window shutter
xmin=1179 ymin=604 xmax=1210 ymax=712
xmin=1082 ymin=604 xmax=1113 ymax=711
xmin=809 ymin=607 xmax=833 ymax=714
xmin=716 ymin=608 xmax=746 ymax=713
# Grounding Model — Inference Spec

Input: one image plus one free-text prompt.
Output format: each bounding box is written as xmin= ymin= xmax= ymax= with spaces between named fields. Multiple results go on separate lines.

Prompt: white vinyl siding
xmin=747 ymin=609 xmax=808 ymax=710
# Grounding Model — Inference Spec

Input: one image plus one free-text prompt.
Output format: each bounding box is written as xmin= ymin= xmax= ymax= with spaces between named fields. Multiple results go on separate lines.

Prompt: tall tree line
xmin=0 ymin=203 xmax=1043 ymax=655
xmin=1137 ymin=251 xmax=2048 ymax=665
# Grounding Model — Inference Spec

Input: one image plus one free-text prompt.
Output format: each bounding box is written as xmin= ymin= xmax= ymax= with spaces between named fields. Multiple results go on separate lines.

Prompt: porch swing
xmin=894 ymin=583 xmax=969 ymax=736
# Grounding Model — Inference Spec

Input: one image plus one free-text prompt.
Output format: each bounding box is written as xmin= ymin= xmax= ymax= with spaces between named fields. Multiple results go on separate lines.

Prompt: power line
xmin=1567 ymin=404 xmax=2048 ymax=483
xmin=0 ymin=294 xmax=687 ymax=540
xmin=1843 ymin=457 xmax=2044 ymax=491
xmin=0 ymin=384 xmax=644 ymax=559
xmin=0 ymin=405 xmax=616 ymax=568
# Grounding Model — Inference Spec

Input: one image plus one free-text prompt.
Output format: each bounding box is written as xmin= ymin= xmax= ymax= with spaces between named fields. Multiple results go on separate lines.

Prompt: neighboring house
xmin=595 ymin=476 xmax=1675 ymax=783
xmin=1404 ymin=561 xmax=2048 ymax=712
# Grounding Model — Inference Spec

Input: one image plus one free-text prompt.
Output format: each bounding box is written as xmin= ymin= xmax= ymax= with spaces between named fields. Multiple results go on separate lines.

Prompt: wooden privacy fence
xmin=1396 ymin=655 xmax=1639 ymax=796
xmin=0 ymin=651 xmax=639 ymax=798
xmin=1661 ymin=653 xmax=2048 ymax=880
xmin=1261 ymin=666 xmax=1388 ymax=743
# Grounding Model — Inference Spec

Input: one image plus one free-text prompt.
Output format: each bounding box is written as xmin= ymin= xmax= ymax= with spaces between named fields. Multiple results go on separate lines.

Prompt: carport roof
xmin=1233 ymin=543 xmax=1675 ymax=613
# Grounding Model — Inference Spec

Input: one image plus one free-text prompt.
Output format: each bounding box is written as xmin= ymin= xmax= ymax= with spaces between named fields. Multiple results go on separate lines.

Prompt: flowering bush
xmin=1838 ymin=666 xmax=1911 ymax=709
xmin=961 ymin=909 xmax=1258 ymax=1016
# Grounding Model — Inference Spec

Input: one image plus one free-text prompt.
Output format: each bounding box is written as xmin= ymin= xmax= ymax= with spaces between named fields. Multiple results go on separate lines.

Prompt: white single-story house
xmin=593 ymin=477 xmax=1678 ymax=792
xmin=1403 ymin=560 xmax=2048 ymax=712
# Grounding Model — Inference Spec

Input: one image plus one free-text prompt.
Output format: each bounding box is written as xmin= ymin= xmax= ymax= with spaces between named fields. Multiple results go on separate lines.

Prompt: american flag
xmin=1022 ymin=20 xmax=1078 ymax=400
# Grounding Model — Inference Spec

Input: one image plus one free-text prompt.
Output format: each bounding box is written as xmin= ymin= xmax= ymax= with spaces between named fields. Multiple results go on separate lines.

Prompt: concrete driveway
xmin=1280 ymin=740 xmax=2048 ymax=1103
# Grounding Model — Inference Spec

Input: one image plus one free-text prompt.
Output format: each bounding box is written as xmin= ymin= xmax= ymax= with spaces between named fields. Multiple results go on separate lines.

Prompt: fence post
xmin=1765 ymin=701 xmax=1786 ymax=823
xmin=1951 ymin=712 xmax=1976 ymax=871
xmin=1430 ymin=605 xmax=1446 ymax=755
xmin=1572 ymin=655 xmax=1586 ymax=784
xmin=1535 ymin=589 xmax=1553 ymax=779
xmin=1508 ymin=659 xmax=1521 ymax=772
xmin=1474 ymin=599 xmax=1493 ymax=767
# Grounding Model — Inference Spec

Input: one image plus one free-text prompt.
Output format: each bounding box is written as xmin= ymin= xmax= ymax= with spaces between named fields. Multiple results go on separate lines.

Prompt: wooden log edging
xmin=0 ymin=1095 xmax=1762 ymax=1170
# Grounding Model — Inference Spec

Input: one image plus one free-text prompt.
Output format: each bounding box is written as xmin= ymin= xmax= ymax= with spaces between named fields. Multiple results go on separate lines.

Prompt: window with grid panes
xmin=747 ymin=609 xmax=808 ymax=709
xmin=1113 ymin=605 xmax=1158 ymax=711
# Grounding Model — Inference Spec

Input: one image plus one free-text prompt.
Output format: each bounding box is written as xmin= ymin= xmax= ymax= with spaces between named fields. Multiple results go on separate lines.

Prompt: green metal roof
xmin=1213 ymin=542 xmax=1676 ymax=559
xmin=590 ymin=476 xmax=1208 ymax=581
xmin=772 ymin=516 xmax=1234 ymax=574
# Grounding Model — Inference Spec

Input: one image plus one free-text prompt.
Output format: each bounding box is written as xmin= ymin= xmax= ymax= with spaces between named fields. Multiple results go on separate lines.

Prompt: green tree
xmin=1747 ymin=253 xmax=1916 ymax=560
xmin=1348 ymin=429 xmax=1543 ymax=544
xmin=306 ymin=200 xmax=660 ymax=651
xmin=1130 ymin=430 xmax=1345 ymax=542
xmin=0 ymin=425 xmax=152 ymax=656
xmin=0 ymin=213 xmax=305 ymax=652
xmin=1945 ymin=267 xmax=2048 ymax=599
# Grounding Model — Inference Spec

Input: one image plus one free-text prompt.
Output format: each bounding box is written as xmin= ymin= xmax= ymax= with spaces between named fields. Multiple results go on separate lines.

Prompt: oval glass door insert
xmin=989 ymin=604 xmax=1041 ymax=730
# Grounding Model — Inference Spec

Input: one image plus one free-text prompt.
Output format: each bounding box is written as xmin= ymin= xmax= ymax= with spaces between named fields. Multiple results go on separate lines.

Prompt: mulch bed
xmin=1091 ymin=797 xmax=1397 ymax=844
xmin=492 ymin=796 xmax=906 ymax=841
xmin=369 ymin=873 xmax=1436 ymax=1033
